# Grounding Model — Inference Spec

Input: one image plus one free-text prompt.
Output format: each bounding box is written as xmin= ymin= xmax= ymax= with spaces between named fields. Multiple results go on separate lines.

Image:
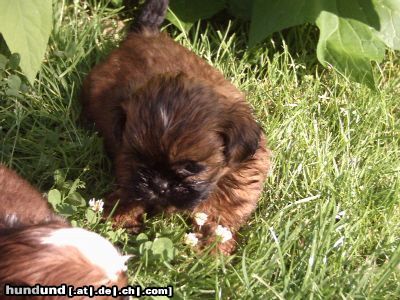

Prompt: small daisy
xmin=194 ymin=212 xmax=208 ymax=226
xmin=215 ymin=225 xmax=233 ymax=243
xmin=89 ymin=198 xmax=104 ymax=213
xmin=335 ymin=210 xmax=346 ymax=220
xmin=184 ymin=232 xmax=199 ymax=247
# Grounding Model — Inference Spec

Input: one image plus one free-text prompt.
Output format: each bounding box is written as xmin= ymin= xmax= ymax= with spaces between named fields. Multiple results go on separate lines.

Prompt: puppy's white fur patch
xmin=41 ymin=228 xmax=129 ymax=281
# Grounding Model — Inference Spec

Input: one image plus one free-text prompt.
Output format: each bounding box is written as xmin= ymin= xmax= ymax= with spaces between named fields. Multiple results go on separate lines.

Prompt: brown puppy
xmin=0 ymin=165 xmax=129 ymax=298
xmin=81 ymin=0 xmax=271 ymax=253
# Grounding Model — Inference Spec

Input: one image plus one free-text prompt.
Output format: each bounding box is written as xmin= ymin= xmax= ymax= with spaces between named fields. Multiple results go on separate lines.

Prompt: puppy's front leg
xmin=192 ymin=142 xmax=270 ymax=254
xmin=192 ymin=210 xmax=237 ymax=255
xmin=192 ymin=189 xmax=255 ymax=255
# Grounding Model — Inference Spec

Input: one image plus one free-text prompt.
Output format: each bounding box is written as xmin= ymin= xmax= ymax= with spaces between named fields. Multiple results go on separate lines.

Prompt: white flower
xmin=89 ymin=198 xmax=104 ymax=213
xmin=318 ymin=92 xmax=330 ymax=100
xmin=194 ymin=212 xmax=208 ymax=226
xmin=309 ymin=255 xmax=314 ymax=267
xmin=215 ymin=225 xmax=233 ymax=243
xmin=184 ymin=233 xmax=198 ymax=247
xmin=335 ymin=211 xmax=346 ymax=220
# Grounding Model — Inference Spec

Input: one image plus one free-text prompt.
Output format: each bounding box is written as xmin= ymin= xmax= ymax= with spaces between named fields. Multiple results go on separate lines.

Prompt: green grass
xmin=1 ymin=1 xmax=400 ymax=299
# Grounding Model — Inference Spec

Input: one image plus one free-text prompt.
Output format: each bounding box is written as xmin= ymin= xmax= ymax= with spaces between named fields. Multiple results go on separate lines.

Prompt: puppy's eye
xmin=176 ymin=161 xmax=204 ymax=177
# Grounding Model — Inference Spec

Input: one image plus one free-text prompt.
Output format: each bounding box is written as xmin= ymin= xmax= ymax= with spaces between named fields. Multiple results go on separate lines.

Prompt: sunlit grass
xmin=0 ymin=1 xmax=399 ymax=299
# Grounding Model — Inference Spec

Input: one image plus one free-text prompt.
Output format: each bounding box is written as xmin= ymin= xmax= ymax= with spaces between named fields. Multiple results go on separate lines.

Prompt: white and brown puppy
xmin=0 ymin=165 xmax=129 ymax=299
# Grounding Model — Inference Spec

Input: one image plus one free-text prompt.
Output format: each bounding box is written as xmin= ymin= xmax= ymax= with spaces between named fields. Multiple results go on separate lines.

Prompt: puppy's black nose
xmin=153 ymin=178 xmax=169 ymax=194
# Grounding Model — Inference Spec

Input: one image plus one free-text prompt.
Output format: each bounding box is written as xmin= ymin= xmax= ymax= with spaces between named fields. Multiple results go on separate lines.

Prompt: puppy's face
xmin=128 ymin=159 xmax=214 ymax=210
xmin=114 ymin=74 xmax=261 ymax=211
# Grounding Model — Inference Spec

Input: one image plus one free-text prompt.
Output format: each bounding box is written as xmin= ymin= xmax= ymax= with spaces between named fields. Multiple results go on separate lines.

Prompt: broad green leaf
xmin=5 ymin=88 xmax=19 ymax=97
xmin=48 ymin=189 xmax=62 ymax=210
xmin=85 ymin=208 xmax=98 ymax=224
xmin=166 ymin=9 xmax=193 ymax=33
xmin=20 ymin=83 xmax=29 ymax=93
xmin=66 ymin=191 xmax=86 ymax=207
xmin=0 ymin=0 xmax=52 ymax=84
xmin=169 ymin=0 xmax=225 ymax=23
xmin=139 ymin=241 xmax=153 ymax=254
xmin=248 ymin=0 xmax=389 ymax=87
xmin=151 ymin=237 xmax=175 ymax=262
xmin=6 ymin=75 xmax=21 ymax=91
xmin=316 ymin=10 xmax=385 ymax=88
xmin=136 ymin=233 xmax=149 ymax=243
xmin=324 ymin=0 xmax=380 ymax=29
xmin=57 ymin=203 xmax=77 ymax=217
xmin=249 ymin=0 xmax=381 ymax=46
xmin=249 ymin=0 xmax=319 ymax=46
xmin=373 ymin=0 xmax=400 ymax=49
xmin=228 ymin=0 xmax=255 ymax=20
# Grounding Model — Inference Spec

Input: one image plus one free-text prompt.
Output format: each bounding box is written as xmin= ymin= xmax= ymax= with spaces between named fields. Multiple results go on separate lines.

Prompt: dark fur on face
xmin=81 ymin=0 xmax=271 ymax=254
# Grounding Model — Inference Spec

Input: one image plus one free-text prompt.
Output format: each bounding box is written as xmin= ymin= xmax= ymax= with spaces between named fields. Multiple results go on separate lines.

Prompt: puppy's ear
xmin=219 ymin=104 xmax=262 ymax=163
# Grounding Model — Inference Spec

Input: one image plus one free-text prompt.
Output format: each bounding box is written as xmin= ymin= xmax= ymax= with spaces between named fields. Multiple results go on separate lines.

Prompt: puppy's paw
xmin=103 ymin=190 xmax=123 ymax=217
xmin=104 ymin=191 xmax=146 ymax=234
xmin=113 ymin=202 xmax=146 ymax=233
xmin=214 ymin=238 xmax=236 ymax=255
xmin=114 ymin=213 xmax=143 ymax=234
xmin=192 ymin=220 xmax=237 ymax=255
xmin=197 ymin=233 xmax=237 ymax=255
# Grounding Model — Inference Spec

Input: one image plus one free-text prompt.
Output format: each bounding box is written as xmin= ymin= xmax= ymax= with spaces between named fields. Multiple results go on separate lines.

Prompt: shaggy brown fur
xmin=81 ymin=0 xmax=271 ymax=254
xmin=0 ymin=165 xmax=64 ymax=228
xmin=0 ymin=166 xmax=128 ymax=297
